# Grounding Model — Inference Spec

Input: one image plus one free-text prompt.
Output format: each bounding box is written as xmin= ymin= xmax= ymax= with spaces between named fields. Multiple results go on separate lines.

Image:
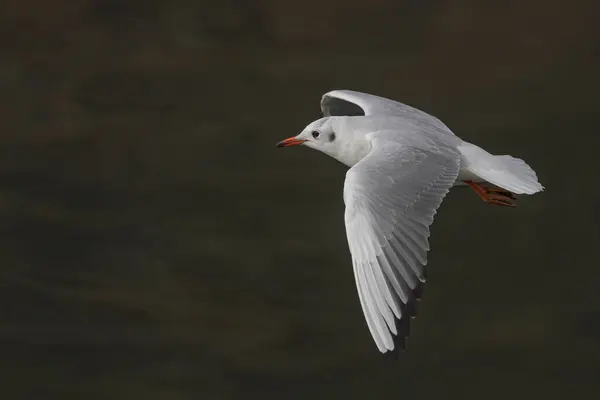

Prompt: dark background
xmin=1 ymin=0 xmax=599 ymax=398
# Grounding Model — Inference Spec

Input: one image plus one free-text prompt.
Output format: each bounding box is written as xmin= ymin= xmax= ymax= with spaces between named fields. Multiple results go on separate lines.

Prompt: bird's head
xmin=276 ymin=116 xmax=372 ymax=167
xmin=276 ymin=117 xmax=340 ymax=157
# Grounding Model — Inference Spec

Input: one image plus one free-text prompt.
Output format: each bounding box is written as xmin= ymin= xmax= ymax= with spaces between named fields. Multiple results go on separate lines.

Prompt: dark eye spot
xmin=311 ymin=130 xmax=320 ymax=139
xmin=329 ymin=132 xmax=336 ymax=142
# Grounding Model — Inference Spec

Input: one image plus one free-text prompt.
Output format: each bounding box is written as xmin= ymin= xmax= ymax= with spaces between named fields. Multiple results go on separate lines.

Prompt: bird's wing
xmin=321 ymin=90 xmax=455 ymax=135
xmin=343 ymin=131 xmax=460 ymax=354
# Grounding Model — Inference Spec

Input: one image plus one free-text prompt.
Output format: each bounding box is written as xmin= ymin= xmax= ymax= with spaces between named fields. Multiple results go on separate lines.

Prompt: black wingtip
xmin=383 ymin=280 xmax=427 ymax=359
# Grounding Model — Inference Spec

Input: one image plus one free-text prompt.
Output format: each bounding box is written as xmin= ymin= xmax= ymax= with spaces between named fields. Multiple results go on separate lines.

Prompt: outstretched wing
xmin=321 ymin=90 xmax=455 ymax=135
xmin=343 ymin=132 xmax=460 ymax=354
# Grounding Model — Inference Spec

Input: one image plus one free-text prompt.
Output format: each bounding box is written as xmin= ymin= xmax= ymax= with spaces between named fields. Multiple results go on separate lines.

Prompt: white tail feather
xmin=459 ymin=142 xmax=544 ymax=195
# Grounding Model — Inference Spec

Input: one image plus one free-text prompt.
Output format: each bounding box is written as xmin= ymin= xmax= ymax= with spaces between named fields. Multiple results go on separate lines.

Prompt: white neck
xmin=331 ymin=118 xmax=372 ymax=167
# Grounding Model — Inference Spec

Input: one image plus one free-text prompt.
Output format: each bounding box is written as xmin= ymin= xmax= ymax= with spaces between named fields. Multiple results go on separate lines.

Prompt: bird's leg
xmin=464 ymin=181 xmax=517 ymax=207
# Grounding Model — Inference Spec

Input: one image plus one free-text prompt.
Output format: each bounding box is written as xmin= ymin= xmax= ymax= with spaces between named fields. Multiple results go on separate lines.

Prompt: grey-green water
xmin=1 ymin=1 xmax=600 ymax=398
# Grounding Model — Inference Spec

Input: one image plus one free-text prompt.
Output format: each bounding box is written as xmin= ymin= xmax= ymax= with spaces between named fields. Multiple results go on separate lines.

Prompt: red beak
xmin=276 ymin=137 xmax=306 ymax=148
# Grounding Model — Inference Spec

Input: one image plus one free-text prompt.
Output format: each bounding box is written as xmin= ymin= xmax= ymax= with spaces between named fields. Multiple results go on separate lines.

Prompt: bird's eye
xmin=329 ymin=133 xmax=336 ymax=142
xmin=311 ymin=130 xmax=320 ymax=139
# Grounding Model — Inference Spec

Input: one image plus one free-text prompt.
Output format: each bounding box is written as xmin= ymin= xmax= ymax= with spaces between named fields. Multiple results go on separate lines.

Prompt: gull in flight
xmin=276 ymin=90 xmax=543 ymax=355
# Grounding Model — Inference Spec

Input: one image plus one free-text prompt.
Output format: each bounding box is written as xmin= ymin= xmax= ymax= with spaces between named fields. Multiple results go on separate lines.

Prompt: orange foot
xmin=464 ymin=181 xmax=517 ymax=207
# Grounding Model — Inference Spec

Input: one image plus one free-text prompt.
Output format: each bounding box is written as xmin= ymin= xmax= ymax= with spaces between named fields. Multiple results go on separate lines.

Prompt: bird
xmin=276 ymin=90 xmax=543 ymax=356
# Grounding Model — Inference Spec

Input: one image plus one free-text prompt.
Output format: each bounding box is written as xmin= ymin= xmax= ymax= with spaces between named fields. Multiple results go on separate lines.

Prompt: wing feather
xmin=321 ymin=90 xmax=456 ymax=136
xmin=344 ymin=132 xmax=460 ymax=354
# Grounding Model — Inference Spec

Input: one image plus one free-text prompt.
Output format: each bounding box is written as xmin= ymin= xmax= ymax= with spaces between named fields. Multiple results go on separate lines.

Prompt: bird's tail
xmin=459 ymin=143 xmax=544 ymax=195
xmin=483 ymin=155 xmax=544 ymax=194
